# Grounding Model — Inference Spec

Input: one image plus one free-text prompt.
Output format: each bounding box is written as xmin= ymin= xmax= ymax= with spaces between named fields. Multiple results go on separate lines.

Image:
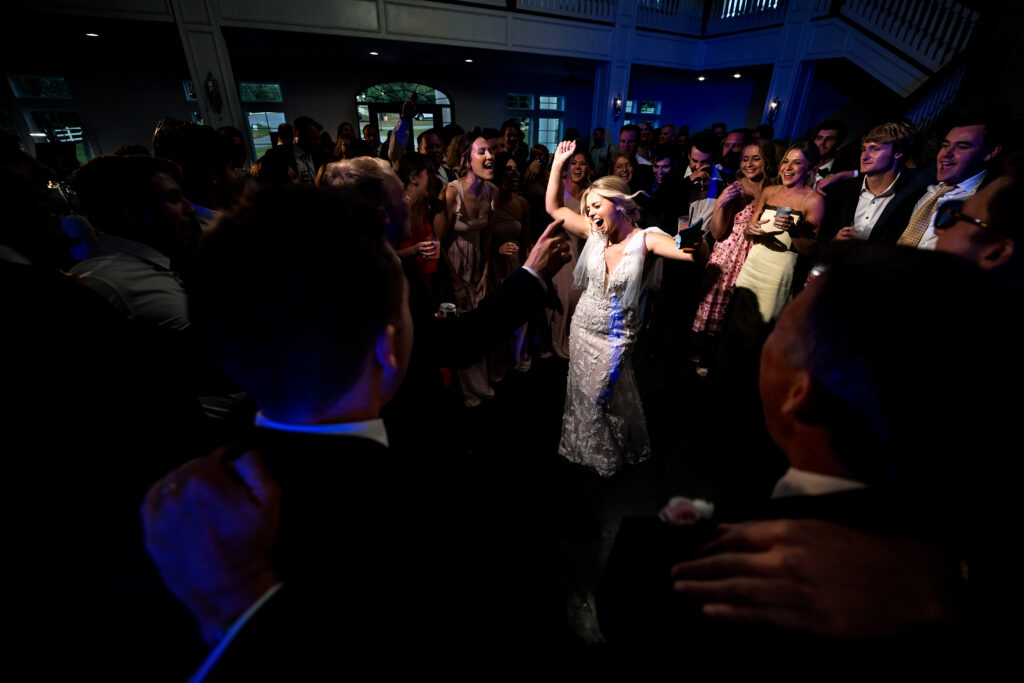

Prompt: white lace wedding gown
xmin=558 ymin=228 xmax=661 ymax=477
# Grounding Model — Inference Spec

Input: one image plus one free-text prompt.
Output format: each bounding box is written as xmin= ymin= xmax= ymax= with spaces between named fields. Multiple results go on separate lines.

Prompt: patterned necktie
xmin=897 ymin=183 xmax=954 ymax=247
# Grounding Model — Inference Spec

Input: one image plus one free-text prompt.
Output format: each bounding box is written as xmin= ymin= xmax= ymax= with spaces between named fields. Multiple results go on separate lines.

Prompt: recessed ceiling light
xmin=733 ymin=73 xmax=741 ymax=78
xmin=465 ymin=59 xmax=473 ymax=63
xmin=30 ymin=133 xmax=47 ymax=137
xmin=369 ymin=51 xmax=379 ymax=56
xmin=85 ymin=33 xmax=99 ymax=37
xmin=697 ymin=76 xmax=705 ymax=82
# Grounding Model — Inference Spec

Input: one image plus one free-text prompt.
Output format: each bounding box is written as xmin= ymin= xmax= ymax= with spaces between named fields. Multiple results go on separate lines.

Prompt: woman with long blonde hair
xmin=546 ymin=140 xmax=695 ymax=477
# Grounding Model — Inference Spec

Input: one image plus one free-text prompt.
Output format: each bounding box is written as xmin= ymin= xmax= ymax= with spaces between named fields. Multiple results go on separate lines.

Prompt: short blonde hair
xmin=862 ymin=122 xmax=914 ymax=157
xmin=579 ymin=175 xmax=644 ymax=232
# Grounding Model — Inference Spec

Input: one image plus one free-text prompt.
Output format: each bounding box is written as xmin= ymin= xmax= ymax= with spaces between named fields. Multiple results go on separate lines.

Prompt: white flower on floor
xmin=658 ymin=496 xmax=715 ymax=526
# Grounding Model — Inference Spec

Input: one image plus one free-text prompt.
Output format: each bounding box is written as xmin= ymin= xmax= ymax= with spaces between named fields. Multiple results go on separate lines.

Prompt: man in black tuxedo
xmin=818 ymin=122 xmax=931 ymax=245
xmin=144 ymin=185 xmax=575 ymax=678
xmin=601 ymin=243 xmax=1023 ymax=658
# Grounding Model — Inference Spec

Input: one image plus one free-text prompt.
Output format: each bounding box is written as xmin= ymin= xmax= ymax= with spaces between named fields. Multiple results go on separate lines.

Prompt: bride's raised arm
xmin=546 ymin=140 xmax=590 ymax=239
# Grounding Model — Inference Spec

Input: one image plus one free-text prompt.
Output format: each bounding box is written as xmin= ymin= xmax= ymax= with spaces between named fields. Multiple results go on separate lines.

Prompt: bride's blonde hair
xmin=579 ymin=175 xmax=644 ymax=232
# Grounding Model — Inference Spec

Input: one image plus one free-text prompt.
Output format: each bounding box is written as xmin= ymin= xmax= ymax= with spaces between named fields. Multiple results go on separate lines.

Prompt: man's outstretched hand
xmin=670 ymin=519 xmax=957 ymax=638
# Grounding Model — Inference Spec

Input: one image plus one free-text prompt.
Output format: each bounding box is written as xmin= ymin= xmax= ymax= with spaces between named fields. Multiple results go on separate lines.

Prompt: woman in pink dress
xmin=691 ymin=139 xmax=777 ymax=367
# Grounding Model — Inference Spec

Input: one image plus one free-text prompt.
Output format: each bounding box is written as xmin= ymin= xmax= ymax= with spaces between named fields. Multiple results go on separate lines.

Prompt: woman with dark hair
xmin=395 ymin=152 xmax=442 ymax=287
xmin=691 ymin=139 xmax=778 ymax=365
xmin=441 ymin=128 xmax=497 ymax=406
xmin=489 ymin=152 xmax=532 ymax=376
xmin=733 ymin=140 xmax=825 ymax=322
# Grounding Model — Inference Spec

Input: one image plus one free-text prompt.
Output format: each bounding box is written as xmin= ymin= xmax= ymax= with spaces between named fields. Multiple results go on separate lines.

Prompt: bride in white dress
xmin=546 ymin=141 xmax=696 ymax=476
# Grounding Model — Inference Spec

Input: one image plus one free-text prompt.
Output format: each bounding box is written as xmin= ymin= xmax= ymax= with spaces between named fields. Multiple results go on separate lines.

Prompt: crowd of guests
xmin=2 ymin=94 xmax=1022 ymax=677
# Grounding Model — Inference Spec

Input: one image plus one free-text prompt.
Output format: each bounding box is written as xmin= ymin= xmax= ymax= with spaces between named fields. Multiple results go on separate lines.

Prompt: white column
xmin=760 ymin=0 xmax=817 ymax=140
xmin=592 ymin=0 xmax=638 ymax=140
xmin=168 ymin=0 xmax=244 ymax=130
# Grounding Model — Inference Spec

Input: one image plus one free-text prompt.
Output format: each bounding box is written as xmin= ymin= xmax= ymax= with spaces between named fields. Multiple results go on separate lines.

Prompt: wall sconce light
xmin=613 ymin=94 xmax=622 ymax=121
xmin=205 ymin=72 xmax=223 ymax=114
xmin=767 ymin=97 xmax=781 ymax=123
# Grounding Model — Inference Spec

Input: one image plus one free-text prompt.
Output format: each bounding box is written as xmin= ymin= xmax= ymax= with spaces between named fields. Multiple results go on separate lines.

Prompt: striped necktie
xmin=897 ymin=183 xmax=954 ymax=247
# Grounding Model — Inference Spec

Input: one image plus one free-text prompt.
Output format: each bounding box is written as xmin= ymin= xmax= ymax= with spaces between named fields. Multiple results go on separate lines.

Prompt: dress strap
xmin=453 ymin=180 xmax=466 ymax=219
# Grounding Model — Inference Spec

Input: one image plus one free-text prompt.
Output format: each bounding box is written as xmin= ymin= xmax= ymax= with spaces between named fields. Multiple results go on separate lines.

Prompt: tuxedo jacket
xmin=818 ymin=169 xmax=932 ymax=245
xmin=200 ymin=428 xmax=575 ymax=680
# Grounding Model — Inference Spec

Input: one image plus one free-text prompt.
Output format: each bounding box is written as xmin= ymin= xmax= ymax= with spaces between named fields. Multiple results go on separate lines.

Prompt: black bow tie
xmin=817 ymin=168 xmax=831 ymax=178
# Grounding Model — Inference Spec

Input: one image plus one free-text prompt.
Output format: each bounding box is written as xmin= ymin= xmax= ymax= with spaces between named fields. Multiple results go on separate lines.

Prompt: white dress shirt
xmin=69 ymin=234 xmax=189 ymax=329
xmin=913 ymin=170 xmax=986 ymax=251
xmin=771 ymin=467 xmax=867 ymax=498
xmin=850 ymin=172 xmax=900 ymax=240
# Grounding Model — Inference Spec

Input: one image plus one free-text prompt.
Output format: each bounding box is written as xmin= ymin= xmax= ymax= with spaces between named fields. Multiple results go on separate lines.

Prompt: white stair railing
xmin=635 ymin=0 xmax=704 ymax=35
xmin=516 ymin=0 xmax=617 ymax=22
xmin=841 ymin=0 xmax=978 ymax=72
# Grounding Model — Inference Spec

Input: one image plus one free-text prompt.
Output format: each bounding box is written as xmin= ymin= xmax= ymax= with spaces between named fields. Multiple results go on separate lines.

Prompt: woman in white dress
xmin=545 ymin=141 xmax=696 ymax=477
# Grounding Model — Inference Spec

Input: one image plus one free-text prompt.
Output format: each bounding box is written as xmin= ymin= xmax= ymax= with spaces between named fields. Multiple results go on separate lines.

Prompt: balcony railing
xmin=706 ymin=0 xmax=786 ymax=34
xmin=840 ymin=0 xmax=978 ymax=72
xmin=636 ymin=1 xmax=703 ymax=35
xmin=516 ymin=0 xmax=616 ymax=23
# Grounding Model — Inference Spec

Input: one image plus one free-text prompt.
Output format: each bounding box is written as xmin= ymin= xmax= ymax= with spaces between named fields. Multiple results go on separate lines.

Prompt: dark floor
xmin=446 ymin=315 xmax=788 ymax=643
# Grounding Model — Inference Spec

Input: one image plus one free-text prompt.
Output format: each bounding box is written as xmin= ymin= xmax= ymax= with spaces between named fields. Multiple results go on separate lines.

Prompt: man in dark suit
xmin=601 ymin=243 xmax=1024 ymax=657
xmin=144 ymin=185 xmax=575 ymax=677
xmin=818 ymin=122 xmax=931 ymax=245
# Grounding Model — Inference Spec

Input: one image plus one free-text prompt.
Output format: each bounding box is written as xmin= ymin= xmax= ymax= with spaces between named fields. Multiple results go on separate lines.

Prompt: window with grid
xmin=506 ymin=93 xmax=564 ymax=148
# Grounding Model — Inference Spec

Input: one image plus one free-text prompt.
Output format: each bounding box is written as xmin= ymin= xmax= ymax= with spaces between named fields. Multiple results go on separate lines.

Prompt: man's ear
xmin=983 ymin=143 xmax=1003 ymax=163
xmin=980 ymin=238 xmax=1014 ymax=270
xmin=375 ymin=324 xmax=398 ymax=370
xmin=782 ymin=370 xmax=813 ymax=421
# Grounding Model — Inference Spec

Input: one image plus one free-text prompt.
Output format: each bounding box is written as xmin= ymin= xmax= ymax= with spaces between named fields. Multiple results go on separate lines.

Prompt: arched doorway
xmin=356 ymin=82 xmax=453 ymax=142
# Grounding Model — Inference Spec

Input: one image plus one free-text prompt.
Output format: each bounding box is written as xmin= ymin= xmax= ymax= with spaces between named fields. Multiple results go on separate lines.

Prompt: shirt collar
xmin=933 ymin=169 xmax=986 ymax=194
xmin=0 ymin=244 xmax=33 ymax=266
xmin=860 ymin=171 xmax=901 ymax=198
xmin=95 ymin=234 xmax=173 ymax=270
xmin=254 ymin=412 xmax=389 ymax=447
xmin=771 ymin=467 xmax=867 ymax=498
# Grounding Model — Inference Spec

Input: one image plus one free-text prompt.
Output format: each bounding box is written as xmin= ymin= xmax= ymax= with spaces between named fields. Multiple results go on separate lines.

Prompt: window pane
xmin=539 ymin=95 xmax=564 ymax=111
xmin=239 ymin=82 xmax=283 ymax=103
xmin=625 ymin=100 xmax=636 ymax=114
xmin=9 ymin=75 xmax=72 ymax=99
xmin=538 ymin=117 xmax=562 ymax=152
xmin=639 ymin=101 xmax=661 ymax=115
xmin=357 ymin=105 xmax=370 ymax=124
xmin=247 ymin=111 xmax=286 ymax=156
xmin=29 ymin=110 xmax=91 ymax=164
xmin=507 ymin=94 xmax=534 ymax=110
